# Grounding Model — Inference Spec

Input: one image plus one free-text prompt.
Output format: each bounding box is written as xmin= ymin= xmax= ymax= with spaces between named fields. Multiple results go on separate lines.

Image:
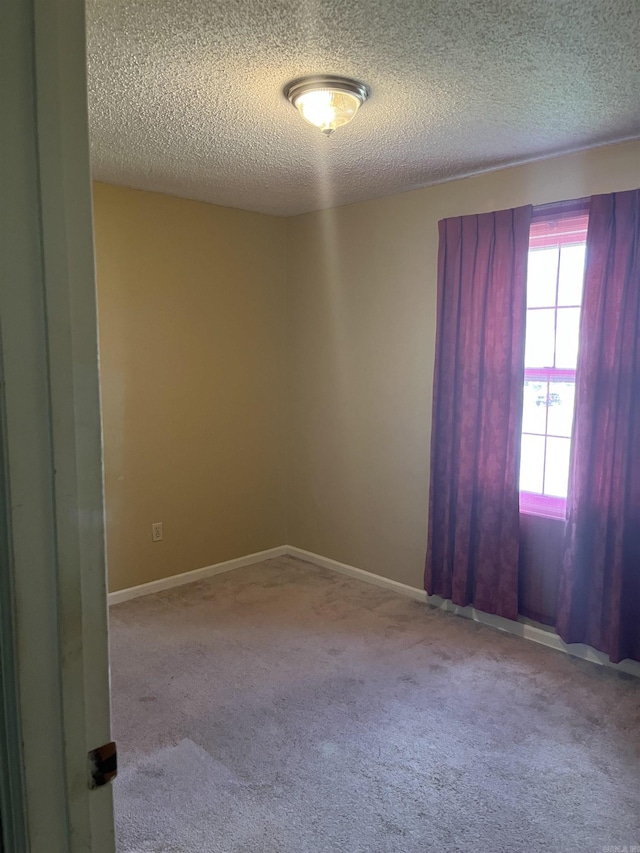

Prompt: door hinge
xmin=88 ymin=741 xmax=117 ymax=789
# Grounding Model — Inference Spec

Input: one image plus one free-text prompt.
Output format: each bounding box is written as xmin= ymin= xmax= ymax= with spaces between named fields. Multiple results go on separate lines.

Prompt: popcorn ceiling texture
xmin=87 ymin=0 xmax=640 ymax=216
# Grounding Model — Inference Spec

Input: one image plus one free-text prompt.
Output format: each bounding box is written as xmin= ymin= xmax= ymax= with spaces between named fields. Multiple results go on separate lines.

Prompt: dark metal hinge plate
xmin=88 ymin=741 xmax=117 ymax=789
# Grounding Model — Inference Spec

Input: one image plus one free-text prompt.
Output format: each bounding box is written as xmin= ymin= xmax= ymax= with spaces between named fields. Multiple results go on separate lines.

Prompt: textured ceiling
xmin=87 ymin=0 xmax=640 ymax=216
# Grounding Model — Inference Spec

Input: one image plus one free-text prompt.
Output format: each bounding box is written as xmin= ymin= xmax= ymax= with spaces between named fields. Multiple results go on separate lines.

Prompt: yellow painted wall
xmin=93 ymin=183 xmax=287 ymax=592
xmin=286 ymin=140 xmax=640 ymax=589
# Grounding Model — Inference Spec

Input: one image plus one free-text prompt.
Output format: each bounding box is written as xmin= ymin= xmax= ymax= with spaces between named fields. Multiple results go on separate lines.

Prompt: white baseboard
xmin=286 ymin=545 xmax=640 ymax=678
xmin=286 ymin=546 xmax=429 ymax=602
xmin=108 ymin=546 xmax=287 ymax=605
xmin=108 ymin=541 xmax=640 ymax=677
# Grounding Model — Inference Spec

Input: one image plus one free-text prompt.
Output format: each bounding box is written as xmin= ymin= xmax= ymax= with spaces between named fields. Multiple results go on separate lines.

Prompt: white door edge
xmin=1 ymin=0 xmax=115 ymax=850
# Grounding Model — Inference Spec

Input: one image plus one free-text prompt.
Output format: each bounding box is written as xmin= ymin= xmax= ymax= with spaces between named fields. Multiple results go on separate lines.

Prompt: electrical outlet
xmin=151 ymin=522 xmax=163 ymax=542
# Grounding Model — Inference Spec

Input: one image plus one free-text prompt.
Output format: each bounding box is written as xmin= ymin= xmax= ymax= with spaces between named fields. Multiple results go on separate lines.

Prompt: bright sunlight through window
xmin=519 ymin=212 xmax=589 ymax=519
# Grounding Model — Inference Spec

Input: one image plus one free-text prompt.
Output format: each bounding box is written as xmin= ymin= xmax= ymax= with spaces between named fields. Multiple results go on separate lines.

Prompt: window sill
xmin=519 ymin=492 xmax=566 ymax=521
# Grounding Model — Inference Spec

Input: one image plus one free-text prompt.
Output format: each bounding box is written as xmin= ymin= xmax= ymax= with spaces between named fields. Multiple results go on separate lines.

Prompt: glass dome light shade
xmin=285 ymin=76 xmax=369 ymax=136
xmin=294 ymin=89 xmax=361 ymax=135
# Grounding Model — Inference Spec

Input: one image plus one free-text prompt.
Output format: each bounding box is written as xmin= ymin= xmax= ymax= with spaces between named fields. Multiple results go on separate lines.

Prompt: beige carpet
xmin=110 ymin=556 xmax=640 ymax=852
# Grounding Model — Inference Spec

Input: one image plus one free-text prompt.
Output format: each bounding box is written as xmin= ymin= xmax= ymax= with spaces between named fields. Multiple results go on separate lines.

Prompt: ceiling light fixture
xmin=284 ymin=75 xmax=369 ymax=136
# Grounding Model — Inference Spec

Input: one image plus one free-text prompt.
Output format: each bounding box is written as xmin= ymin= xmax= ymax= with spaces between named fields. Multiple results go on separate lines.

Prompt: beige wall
xmin=94 ymin=183 xmax=287 ymax=592
xmin=94 ymin=142 xmax=639 ymax=594
xmin=286 ymin=141 xmax=640 ymax=589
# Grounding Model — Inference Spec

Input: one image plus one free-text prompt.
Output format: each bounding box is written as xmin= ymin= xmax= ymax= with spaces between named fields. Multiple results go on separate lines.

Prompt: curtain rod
xmin=532 ymin=196 xmax=590 ymax=219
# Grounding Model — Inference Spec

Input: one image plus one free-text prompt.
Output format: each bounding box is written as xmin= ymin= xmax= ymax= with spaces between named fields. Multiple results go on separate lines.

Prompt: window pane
xmin=544 ymin=436 xmax=571 ymax=497
xmin=546 ymin=381 xmax=575 ymax=438
xmin=555 ymin=307 xmax=581 ymax=369
xmin=525 ymin=308 xmax=555 ymax=368
xmin=520 ymin=433 xmax=545 ymax=494
xmin=522 ymin=380 xmax=548 ymax=434
xmin=558 ymin=244 xmax=585 ymax=306
xmin=527 ymin=248 xmax=559 ymax=307
xmin=521 ymin=220 xmax=586 ymax=515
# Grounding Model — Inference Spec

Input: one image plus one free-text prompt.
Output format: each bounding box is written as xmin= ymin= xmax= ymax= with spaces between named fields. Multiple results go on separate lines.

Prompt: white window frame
xmin=520 ymin=208 xmax=589 ymax=520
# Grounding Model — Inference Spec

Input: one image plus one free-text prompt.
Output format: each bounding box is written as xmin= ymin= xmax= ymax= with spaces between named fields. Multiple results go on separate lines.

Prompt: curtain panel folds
xmin=425 ymin=206 xmax=532 ymax=620
xmin=557 ymin=189 xmax=640 ymax=663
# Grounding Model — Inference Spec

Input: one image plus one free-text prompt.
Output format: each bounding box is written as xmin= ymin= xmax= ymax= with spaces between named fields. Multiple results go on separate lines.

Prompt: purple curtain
xmin=425 ymin=206 xmax=532 ymax=620
xmin=556 ymin=190 xmax=640 ymax=663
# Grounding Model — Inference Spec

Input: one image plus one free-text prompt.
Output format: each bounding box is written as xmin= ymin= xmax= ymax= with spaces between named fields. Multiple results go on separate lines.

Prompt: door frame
xmin=0 ymin=0 xmax=115 ymax=850
xmin=0 ymin=396 xmax=27 ymax=853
